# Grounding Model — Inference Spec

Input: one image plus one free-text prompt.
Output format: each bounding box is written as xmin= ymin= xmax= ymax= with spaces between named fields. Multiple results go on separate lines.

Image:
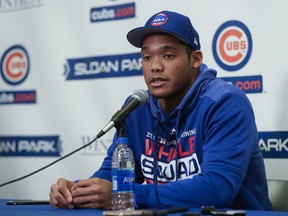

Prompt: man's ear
xmin=191 ymin=50 xmax=203 ymax=68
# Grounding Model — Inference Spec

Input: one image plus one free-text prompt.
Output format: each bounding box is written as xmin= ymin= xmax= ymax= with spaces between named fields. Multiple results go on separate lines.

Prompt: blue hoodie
xmin=92 ymin=64 xmax=272 ymax=210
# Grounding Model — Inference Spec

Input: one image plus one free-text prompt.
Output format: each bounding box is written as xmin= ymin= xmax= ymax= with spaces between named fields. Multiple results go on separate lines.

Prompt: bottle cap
xmin=117 ymin=137 xmax=128 ymax=144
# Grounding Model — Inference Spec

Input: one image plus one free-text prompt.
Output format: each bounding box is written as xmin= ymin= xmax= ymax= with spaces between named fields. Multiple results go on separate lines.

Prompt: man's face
xmin=141 ymin=34 xmax=198 ymax=107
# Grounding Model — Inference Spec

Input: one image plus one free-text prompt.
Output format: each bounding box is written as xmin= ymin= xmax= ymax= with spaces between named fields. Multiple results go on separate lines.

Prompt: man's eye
xmin=142 ymin=56 xmax=151 ymax=61
xmin=164 ymin=54 xmax=174 ymax=59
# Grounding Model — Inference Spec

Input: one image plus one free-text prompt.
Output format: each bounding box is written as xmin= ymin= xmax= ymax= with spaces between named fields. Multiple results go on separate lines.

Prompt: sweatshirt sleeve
xmin=135 ymin=91 xmax=259 ymax=209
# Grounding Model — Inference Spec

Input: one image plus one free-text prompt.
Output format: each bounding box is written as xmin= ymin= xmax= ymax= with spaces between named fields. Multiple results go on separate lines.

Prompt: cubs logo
xmin=1 ymin=45 xmax=30 ymax=85
xmin=212 ymin=20 xmax=252 ymax=71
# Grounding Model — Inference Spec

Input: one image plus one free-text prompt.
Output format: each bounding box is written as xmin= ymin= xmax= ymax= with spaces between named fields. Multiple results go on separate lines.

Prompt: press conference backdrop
xmin=0 ymin=0 xmax=288 ymax=200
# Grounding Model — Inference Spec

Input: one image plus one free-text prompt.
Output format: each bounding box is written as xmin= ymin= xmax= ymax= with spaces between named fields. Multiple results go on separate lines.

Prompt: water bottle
xmin=112 ymin=137 xmax=135 ymax=211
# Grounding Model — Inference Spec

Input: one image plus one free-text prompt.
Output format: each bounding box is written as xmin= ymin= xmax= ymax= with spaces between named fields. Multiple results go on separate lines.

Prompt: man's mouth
xmin=150 ymin=77 xmax=167 ymax=87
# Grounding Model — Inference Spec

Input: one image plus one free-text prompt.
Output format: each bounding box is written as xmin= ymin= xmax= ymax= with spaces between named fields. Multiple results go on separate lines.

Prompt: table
xmin=0 ymin=199 xmax=287 ymax=216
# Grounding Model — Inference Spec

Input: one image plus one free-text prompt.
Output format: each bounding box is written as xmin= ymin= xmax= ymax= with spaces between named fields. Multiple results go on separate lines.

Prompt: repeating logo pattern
xmin=212 ymin=20 xmax=252 ymax=71
xmin=0 ymin=136 xmax=61 ymax=157
xmin=90 ymin=2 xmax=135 ymax=22
xmin=64 ymin=53 xmax=142 ymax=80
xmin=259 ymin=132 xmax=288 ymax=158
xmin=0 ymin=45 xmax=30 ymax=85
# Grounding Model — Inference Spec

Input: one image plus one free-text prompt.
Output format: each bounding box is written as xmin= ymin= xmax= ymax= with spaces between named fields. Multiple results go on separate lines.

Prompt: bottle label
xmin=112 ymin=169 xmax=135 ymax=192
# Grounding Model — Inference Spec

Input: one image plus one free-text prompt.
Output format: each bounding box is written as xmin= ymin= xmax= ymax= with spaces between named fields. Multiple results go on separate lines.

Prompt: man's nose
xmin=151 ymin=57 xmax=164 ymax=73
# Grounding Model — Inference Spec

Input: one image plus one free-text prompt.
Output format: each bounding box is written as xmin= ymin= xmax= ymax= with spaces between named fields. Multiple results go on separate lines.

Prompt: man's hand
xmin=71 ymin=178 xmax=112 ymax=210
xmin=49 ymin=178 xmax=76 ymax=209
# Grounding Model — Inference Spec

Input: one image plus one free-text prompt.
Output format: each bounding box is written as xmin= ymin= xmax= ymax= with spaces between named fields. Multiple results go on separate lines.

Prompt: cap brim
xmin=127 ymin=27 xmax=182 ymax=48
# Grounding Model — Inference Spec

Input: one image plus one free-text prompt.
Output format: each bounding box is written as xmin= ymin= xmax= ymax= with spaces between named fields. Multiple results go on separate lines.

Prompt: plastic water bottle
xmin=112 ymin=137 xmax=135 ymax=211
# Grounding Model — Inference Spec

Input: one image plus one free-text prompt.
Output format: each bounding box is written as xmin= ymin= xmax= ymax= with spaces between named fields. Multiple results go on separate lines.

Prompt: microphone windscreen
xmin=132 ymin=89 xmax=148 ymax=104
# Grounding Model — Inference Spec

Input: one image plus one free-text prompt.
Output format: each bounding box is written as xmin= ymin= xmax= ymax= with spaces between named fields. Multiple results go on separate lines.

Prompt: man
xmin=49 ymin=10 xmax=272 ymax=210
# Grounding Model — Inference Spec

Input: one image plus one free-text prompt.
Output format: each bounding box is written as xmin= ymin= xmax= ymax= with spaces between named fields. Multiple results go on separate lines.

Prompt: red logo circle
xmin=1 ymin=45 xmax=30 ymax=85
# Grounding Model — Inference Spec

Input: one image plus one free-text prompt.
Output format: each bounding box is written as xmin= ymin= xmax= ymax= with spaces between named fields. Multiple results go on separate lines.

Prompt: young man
xmin=49 ymin=10 xmax=272 ymax=211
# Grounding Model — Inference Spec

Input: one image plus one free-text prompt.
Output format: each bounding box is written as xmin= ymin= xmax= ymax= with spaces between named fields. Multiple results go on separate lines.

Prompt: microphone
xmin=96 ymin=89 xmax=148 ymax=138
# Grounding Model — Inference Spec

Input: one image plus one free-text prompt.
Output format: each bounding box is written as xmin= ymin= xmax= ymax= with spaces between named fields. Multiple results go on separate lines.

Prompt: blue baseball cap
xmin=127 ymin=10 xmax=201 ymax=50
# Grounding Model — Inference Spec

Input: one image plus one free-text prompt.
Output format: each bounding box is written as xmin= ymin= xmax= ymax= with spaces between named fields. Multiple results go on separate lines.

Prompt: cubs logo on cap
xmin=151 ymin=13 xmax=168 ymax=26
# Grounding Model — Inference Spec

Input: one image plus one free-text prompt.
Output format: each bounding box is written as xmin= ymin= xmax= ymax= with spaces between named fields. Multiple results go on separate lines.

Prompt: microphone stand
xmin=116 ymin=121 xmax=126 ymax=138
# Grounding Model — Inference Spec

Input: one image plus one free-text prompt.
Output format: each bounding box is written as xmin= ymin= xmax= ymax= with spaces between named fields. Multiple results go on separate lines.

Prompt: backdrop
xmin=0 ymin=0 xmax=288 ymax=200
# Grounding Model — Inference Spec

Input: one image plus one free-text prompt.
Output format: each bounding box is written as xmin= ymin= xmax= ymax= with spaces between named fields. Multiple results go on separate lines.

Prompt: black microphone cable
xmin=0 ymin=135 xmax=99 ymax=188
xmin=0 ymin=89 xmax=148 ymax=188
